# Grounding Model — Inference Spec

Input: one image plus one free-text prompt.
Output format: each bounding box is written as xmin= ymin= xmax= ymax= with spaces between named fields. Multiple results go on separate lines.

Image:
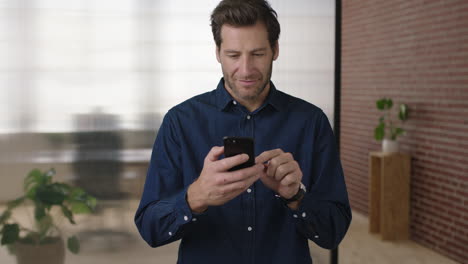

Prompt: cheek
xmin=260 ymin=60 xmax=273 ymax=72
xmin=222 ymin=62 xmax=239 ymax=75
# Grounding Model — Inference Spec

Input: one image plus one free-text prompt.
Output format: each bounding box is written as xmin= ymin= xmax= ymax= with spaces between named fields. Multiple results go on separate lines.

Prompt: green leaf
xmin=0 ymin=211 xmax=11 ymax=224
xmin=1 ymin=224 xmax=19 ymax=245
xmin=395 ymin=127 xmax=405 ymax=136
xmin=374 ymin=123 xmax=385 ymax=141
xmin=68 ymin=188 xmax=86 ymax=201
xmin=24 ymin=168 xmax=57 ymax=196
xmin=70 ymin=202 xmax=92 ymax=214
xmin=61 ymin=206 xmax=76 ymax=225
xmin=386 ymin=99 xmax=393 ymax=109
xmin=68 ymin=187 xmax=97 ymax=213
xmin=24 ymin=169 xmax=51 ymax=201
xmin=399 ymin=104 xmax=408 ymax=121
xmin=56 ymin=183 xmax=72 ymax=195
xmin=87 ymin=196 xmax=97 ymax=211
xmin=67 ymin=236 xmax=80 ymax=254
xmin=7 ymin=197 xmax=25 ymax=210
xmin=24 ymin=169 xmax=43 ymax=192
xmin=36 ymin=185 xmax=66 ymax=206
xmin=376 ymin=98 xmax=394 ymax=110
xmin=26 ymin=187 xmax=38 ymax=201
xmin=34 ymin=203 xmax=46 ymax=221
xmin=376 ymin=99 xmax=386 ymax=110
xmin=37 ymin=215 xmax=53 ymax=239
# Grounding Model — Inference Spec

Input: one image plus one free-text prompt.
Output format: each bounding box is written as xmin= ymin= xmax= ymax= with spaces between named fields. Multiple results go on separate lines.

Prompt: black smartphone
xmin=223 ymin=136 xmax=255 ymax=171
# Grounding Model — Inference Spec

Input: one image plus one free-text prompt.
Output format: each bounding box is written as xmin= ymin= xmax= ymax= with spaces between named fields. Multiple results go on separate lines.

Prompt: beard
xmin=222 ymin=60 xmax=273 ymax=104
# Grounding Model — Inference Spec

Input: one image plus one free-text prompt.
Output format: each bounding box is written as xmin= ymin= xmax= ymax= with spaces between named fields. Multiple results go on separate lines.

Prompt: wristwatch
xmin=281 ymin=183 xmax=306 ymax=204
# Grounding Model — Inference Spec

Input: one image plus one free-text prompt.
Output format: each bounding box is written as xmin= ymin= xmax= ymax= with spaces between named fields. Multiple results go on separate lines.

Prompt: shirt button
xmin=233 ymin=100 xmax=237 ymax=105
xmin=302 ymin=212 xmax=307 ymax=218
xmin=293 ymin=214 xmax=298 ymax=218
xmin=247 ymin=188 xmax=252 ymax=193
xmin=168 ymin=232 xmax=173 ymax=236
xmin=184 ymin=216 xmax=189 ymax=221
xmin=314 ymin=235 xmax=319 ymax=239
xmin=247 ymin=226 xmax=253 ymax=232
xmin=246 ymin=115 xmax=251 ymax=120
xmin=192 ymin=218 xmax=197 ymax=222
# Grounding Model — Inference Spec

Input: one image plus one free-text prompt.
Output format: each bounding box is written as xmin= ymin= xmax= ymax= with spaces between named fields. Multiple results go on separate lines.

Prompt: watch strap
xmin=281 ymin=183 xmax=306 ymax=204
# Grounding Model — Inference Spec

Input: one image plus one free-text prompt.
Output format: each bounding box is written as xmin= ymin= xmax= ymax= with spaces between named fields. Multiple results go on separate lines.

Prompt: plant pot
xmin=382 ymin=139 xmax=399 ymax=153
xmin=15 ymin=238 xmax=65 ymax=264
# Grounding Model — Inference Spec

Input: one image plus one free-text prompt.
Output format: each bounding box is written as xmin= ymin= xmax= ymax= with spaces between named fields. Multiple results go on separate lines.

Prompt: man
xmin=135 ymin=0 xmax=351 ymax=263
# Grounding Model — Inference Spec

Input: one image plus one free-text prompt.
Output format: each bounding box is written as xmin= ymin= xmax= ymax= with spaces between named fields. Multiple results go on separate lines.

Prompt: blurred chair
xmin=72 ymin=111 xmax=135 ymax=252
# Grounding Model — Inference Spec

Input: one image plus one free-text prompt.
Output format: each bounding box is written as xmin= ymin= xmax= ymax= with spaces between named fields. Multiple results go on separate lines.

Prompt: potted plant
xmin=374 ymin=98 xmax=409 ymax=153
xmin=0 ymin=168 xmax=96 ymax=264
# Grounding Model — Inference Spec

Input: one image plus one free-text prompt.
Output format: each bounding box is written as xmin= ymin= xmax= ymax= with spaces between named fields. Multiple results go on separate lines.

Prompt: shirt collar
xmin=215 ymin=78 xmax=286 ymax=112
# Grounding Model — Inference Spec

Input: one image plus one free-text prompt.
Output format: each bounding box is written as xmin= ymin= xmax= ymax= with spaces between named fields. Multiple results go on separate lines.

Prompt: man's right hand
xmin=187 ymin=146 xmax=264 ymax=213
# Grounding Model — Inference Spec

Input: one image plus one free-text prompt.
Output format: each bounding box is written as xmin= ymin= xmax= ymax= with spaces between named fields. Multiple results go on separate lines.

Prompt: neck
xmin=227 ymin=83 xmax=271 ymax=113
xmin=241 ymin=97 xmax=266 ymax=112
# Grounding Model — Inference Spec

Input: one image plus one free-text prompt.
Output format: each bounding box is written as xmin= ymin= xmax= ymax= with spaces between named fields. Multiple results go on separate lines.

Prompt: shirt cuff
xmin=174 ymin=185 xmax=204 ymax=225
xmin=283 ymin=198 xmax=308 ymax=220
xmin=279 ymin=193 xmax=320 ymax=238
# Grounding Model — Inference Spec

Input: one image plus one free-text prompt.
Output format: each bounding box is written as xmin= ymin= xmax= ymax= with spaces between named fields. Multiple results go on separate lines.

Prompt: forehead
xmin=219 ymin=22 xmax=270 ymax=50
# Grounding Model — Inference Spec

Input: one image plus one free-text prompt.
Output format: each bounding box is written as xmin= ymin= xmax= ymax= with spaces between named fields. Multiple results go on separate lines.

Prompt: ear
xmin=272 ymin=41 xmax=279 ymax=61
xmin=216 ymin=46 xmax=221 ymax=63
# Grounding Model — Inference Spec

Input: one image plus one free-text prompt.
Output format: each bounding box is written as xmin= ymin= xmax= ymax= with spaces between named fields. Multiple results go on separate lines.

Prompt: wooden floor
xmin=0 ymin=200 xmax=459 ymax=264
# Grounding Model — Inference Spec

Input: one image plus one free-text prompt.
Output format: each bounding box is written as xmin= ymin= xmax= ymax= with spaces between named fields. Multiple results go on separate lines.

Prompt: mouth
xmin=238 ymin=79 xmax=258 ymax=86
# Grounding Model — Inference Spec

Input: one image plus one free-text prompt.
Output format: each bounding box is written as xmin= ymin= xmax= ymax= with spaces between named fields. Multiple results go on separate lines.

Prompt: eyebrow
xmin=224 ymin=47 xmax=268 ymax=54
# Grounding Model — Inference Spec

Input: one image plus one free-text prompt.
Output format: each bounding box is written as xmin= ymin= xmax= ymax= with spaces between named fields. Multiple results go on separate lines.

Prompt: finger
xmin=255 ymin=149 xmax=284 ymax=165
xmin=233 ymin=164 xmax=264 ymax=183
xmin=218 ymin=164 xmax=264 ymax=185
xmin=215 ymin=153 xmax=250 ymax=172
xmin=220 ymin=165 xmax=263 ymax=193
xmin=266 ymin=152 xmax=294 ymax=179
xmin=280 ymin=173 xmax=299 ymax=186
xmin=220 ymin=179 xmax=249 ymax=196
xmin=260 ymin=172 xmax=280 ymax=190
xmin=273 ymin=162 xmax=297 ymax=181
xmin=246 ymin=167 xmax=262 ymax=186
xmin=205 ymin=146 xmax=225 ymax=162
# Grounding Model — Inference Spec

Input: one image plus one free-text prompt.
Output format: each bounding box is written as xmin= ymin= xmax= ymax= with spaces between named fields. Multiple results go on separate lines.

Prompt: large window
xmin=0 ymin=0 xmax=335 ymax=133
xmin=0 ymin=1 xmax=336 ymax=263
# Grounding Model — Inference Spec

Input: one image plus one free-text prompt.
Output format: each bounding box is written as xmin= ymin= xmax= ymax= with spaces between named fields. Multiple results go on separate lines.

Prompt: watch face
xmin=283 ymin=184 xmax=305 ymax=204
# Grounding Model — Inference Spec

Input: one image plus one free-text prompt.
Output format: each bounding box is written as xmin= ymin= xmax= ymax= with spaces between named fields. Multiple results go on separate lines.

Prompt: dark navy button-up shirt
xmin=135 ymin=79 xmax=351 ymax=264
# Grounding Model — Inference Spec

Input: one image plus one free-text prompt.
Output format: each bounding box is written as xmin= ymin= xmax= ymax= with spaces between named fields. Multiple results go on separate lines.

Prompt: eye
xmin=253 ymin=53 xmax=265 ymax=57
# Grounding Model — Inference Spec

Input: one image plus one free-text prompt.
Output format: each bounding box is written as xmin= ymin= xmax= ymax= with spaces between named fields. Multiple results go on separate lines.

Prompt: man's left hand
xmin=255 ymin=149 xmax=303 ymax=204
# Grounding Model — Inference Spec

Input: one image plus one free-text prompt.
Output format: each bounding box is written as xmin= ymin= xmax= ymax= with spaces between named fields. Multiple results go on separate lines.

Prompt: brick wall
xmin=341 ymin=0 xmax=468 ymax=262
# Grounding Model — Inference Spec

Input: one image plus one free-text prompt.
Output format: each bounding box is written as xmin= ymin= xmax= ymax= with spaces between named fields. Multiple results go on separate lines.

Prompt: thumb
xmin=255 ymin=152 xmax=270 ymax=165
xmin=206 ymin=146 xmax=224 ymax=162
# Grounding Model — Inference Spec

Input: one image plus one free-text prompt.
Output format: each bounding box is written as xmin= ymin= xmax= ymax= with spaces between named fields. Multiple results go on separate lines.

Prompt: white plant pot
xmin=382 ymin=139 xmax=399 ymax=153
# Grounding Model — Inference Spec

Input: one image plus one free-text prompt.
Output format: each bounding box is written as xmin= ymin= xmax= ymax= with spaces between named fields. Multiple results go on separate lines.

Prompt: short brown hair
xmin=210 ymin=0 xmax=280 ymax=50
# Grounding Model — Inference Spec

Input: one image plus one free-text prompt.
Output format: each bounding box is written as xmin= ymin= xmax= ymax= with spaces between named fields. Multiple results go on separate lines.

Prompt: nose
xmin=238 ymin=55 xmax=254 ymax=77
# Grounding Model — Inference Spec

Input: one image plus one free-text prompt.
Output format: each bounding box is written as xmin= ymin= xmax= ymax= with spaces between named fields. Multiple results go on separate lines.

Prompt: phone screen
xmin=223 ymin=137 xmax=255 ymax=171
